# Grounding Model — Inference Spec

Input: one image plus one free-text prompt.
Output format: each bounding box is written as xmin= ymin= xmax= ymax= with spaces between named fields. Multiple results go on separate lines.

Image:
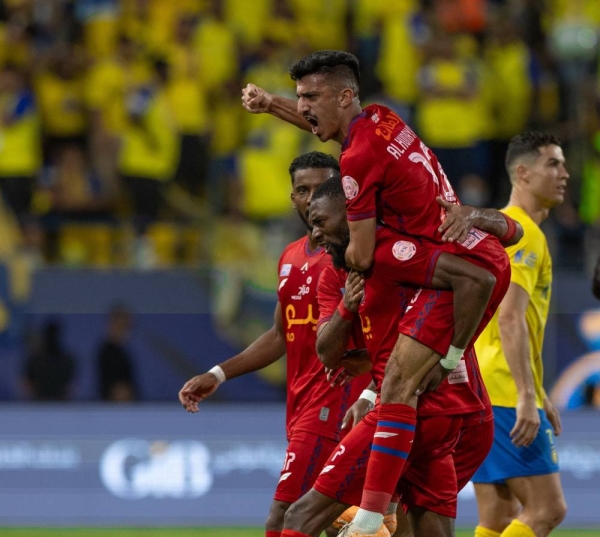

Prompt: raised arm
xmin=178 ymin=301 xmax=286 ymax=412
xmin=436 ymin=197 xmax=524 ymax=246
xmin=241 ymin=83 xmax=312 ymax=132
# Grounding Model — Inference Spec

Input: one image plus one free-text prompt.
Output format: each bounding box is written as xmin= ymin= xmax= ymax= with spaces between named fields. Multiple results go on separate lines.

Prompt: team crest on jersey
xmin=342 ymin=176 xmax=359 ymax=200
xmin=392 ymin=240 xmax=416 ymax=261
xmin=280 ymin=263 xmax=292 ymax=276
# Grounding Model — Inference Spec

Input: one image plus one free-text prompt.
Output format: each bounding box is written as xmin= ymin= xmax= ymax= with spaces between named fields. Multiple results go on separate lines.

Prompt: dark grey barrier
xmin=0 ymin=404 xmax=597 ymax=528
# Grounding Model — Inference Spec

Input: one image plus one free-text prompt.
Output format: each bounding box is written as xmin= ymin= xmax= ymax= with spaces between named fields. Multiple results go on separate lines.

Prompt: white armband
xmin=209 ymin=365 xmax=227 ymax=384
xmin=439 ymin=345 xmax=465 ymax=371
xmin=359 ymin=389 xmax=377 ymax=405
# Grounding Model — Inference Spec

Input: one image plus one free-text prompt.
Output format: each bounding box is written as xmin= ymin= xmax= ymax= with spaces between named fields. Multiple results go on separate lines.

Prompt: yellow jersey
xmin=475 ymin=206 xmax=552 ymax=409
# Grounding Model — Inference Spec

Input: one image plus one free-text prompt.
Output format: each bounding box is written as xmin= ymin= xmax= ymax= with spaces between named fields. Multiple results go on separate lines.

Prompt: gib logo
xmin=100 ymin=439 xmax=212 ymax=499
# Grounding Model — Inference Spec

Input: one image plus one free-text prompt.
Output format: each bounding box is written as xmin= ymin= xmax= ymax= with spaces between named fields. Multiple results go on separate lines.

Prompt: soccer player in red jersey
xmin=178 ymin=152 xmax=372 ymax=537
xmin=280 ymin=176 xmax=516 ymax=537
xmin=242 ymin=50 xmax=517 ymax=536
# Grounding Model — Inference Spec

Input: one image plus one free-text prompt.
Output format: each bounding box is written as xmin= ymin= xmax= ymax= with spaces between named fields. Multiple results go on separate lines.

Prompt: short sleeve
xmin=317 ymin=264 xmax=343 ymax=329
xmin=506 ymin=228 xmax=544 ymax=297
xmin=342 ymin=134 xmax=383 ymax=222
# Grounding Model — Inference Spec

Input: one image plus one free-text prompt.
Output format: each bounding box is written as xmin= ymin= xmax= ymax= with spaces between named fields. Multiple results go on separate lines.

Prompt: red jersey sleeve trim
xmin=317 ymin=314 xmax=333 ymax=331
xmin=347 ymin=210 xmax=377 ymax=221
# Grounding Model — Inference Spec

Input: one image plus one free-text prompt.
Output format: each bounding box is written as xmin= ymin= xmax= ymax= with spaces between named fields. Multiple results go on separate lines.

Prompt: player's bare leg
xmin=475 ymin=474 xmax=566 ymax=537
xmin=282 ymin=488 xmax=350 ymax=537
xmin=266 ymin=499 xmax=291 ymax=536
xmin=474 ymin=483 xmax=520 ymax=535
xmin=406 ymin=507 xmax=454 ymax=537
xmin=348 ymin=336 xmax=441 ymax=534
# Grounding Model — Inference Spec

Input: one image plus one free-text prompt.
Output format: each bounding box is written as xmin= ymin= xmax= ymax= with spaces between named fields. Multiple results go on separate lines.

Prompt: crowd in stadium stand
xmin=0 ymin=0 xmax=598 ymax=271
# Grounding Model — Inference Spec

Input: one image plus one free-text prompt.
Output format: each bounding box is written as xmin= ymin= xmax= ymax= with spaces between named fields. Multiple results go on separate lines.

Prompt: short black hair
xmin=312 ymin=174 xmax=345 ymax=204
xmin=505 ymin=131 xmax=562 ymax=173
xmin=289 ymin=50 xmax=360 ymax=94
xmin=289 ymin=151 xmax=340 ymax=183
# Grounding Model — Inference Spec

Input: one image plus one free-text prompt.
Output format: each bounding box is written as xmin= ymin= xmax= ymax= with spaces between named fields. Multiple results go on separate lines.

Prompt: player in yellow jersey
xmin=472 ymin=132 xmax=568 ymax=537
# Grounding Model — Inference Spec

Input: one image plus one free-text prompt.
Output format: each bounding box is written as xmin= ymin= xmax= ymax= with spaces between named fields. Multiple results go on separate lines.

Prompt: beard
xmin=298 ymin=210 xmax=312 ymax=232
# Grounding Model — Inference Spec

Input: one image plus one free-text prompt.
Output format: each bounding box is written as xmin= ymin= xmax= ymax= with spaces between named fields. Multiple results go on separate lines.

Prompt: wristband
xmin=500 ymin=213 xmax=518 ymax=243
xmin=209 ymin=365 xmax=226 ymax=384
xmin=337 ymin=300 xmax=356 ymax=322
xmin=439 ymin=345 xmax=465 ymax=371
xmin=359 ymin=389 xmax=377 ymax=405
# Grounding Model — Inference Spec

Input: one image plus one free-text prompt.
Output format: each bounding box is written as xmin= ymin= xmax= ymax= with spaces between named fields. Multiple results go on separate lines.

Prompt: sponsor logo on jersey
xmin=278 ymin=278 xmax=288 ymax=291
xmin=371 ymin=113 xmax=380 ymax=123
xmin=342 ymin=176 xmax=359 ymax=200
xmin=459 ymin=228 xmax=488 ymax=250
xmin=392 ymin=240 xmax=416 ymax=261
xmin=375 ymin=111 xmax=402 ymax=141
xmin=447 ymin=360 xmax=469 ymax=384
xmin=319 ymin=407 xmax=330 ymax=421
xmin=320 ymin=464 xmax=335 ymax=474
xmin=280 ymin=264 xmax=292 ymax=276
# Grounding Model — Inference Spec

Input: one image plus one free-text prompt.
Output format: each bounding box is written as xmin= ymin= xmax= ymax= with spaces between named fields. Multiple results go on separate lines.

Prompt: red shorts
xmin=399 ymin=259 xmax=511 ymax=358
xmin=314 ymin=409 xmax=463 ymax=518
xmin=273 ymin=429 xmax=338 ymax=504
xmin=454 ymin=413 xmax=494 ymax=491
xmin=372 ymin=226 xmax=510 ymax=356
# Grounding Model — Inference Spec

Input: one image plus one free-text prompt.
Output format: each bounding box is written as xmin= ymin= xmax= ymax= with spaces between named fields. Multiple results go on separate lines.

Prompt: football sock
xmin=500 ymin=520 xmax=536 ymax=537
xmin=359 ymin=403 xmax=417 ymax=525
xmin=280 ymin=531 xmax=310 ymax=537
xmin=265 ymin=532 xmax=282 ymax=537
xmin=474 ymin=526 xmax=501 ymax=537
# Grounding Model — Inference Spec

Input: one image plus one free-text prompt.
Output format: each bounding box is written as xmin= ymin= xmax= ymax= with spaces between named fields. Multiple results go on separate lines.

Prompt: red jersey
xmin=317 ymin=260 xmax=486 ymax=417
xmin=341 ymin=103 xmax=457 ymax=238
xmin=277 ymin=236 xmax=370 ymax=442
xmin=341 ymin=104 xmax=506 ymax=265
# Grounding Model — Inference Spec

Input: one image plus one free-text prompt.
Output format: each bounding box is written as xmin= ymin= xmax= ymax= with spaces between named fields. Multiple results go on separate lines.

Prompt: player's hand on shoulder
xmin=178 ymin=373 xmax=220 ymax=413
xmin=344 ymin=271 xmax=365 ymax=312
xmin=415 ymin=361 xmax=449 ymax=395
xmin=510 ymin=397 xmax=541 ymax=447
xmin=436 ymin=196 xmax=477 ymax=243
xmin=543 ymin=397 xmax=562 ymax=436
xmin=241 ymin=83 xmax=273 ymax=114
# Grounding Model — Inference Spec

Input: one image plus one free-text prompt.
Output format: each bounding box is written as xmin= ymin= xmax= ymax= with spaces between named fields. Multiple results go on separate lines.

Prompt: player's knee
xmin=283 ymin=497 xmax=309 ymax=529
xmin=544 ymin=498 xmax=567 ymax=529
xmin=527 ymin=497 xmax=567 ymax=530
xmin=381 ymin=365 xmax=417 ymax=403
xmin=475 ymin=268 xmax=496 ymax=297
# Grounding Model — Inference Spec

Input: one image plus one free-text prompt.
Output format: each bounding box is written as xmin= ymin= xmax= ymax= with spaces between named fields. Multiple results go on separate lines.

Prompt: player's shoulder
xmin=281 ymin=236 xmax=307 ymax=255
xmin=503 ymin=206 xmax=546 ymax=246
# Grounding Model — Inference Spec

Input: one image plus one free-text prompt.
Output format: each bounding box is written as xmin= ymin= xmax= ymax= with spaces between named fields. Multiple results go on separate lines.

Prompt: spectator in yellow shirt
xmin=118 ymin=58 xmax=178 ymax=235
xmin=0 ymin=62 xmax=41 ymax=225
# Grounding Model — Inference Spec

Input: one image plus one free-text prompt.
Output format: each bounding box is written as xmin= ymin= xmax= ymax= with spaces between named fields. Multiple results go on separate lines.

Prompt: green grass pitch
xmin=0 ymin=529 xmax=596 ymax=537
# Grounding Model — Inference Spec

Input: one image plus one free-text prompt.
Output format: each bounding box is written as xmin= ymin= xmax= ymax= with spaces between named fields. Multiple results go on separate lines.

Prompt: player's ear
xmin=515 ymin=163 xmax=529 ymax=183
xmin=338 ymin=88 xmax=354 ymax=107
xmin=290 ymin=192 xmax=296 ymax=208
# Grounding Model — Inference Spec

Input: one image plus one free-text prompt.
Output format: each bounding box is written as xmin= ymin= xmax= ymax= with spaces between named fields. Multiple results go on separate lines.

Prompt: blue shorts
xmin=472 ymin=406 xmax=559 ymax=484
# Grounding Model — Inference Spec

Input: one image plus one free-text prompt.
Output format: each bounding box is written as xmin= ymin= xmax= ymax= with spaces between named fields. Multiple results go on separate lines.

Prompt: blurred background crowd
xmin=0 ymin=0 xmax=599 ymax=405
